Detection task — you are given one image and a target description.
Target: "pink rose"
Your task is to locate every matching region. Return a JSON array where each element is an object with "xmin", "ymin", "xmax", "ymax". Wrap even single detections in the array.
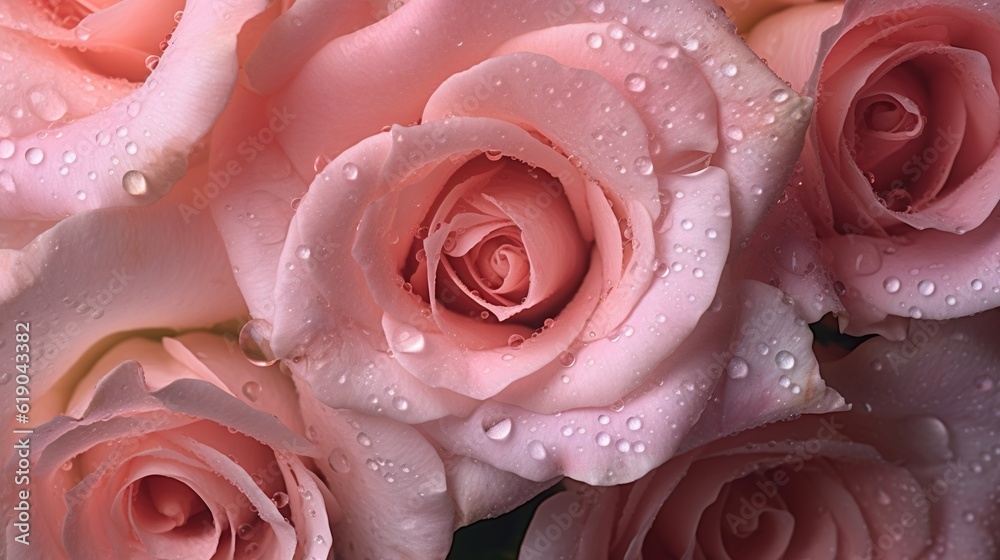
[
  {"xmin": 210, "ymin": 0, "xmax": 845, "ymax": 489},
  {"xmin": 743, "ymin": 0, "xmax": 1000, "ymax": 334},
  {"xmin": 2, "ymin": 333, "xmax": 455, "ymax": 559},
  {"xmin": 0, "ymin": 165, "xmax": 246, "ymax": 450},
  {"xmin": 521, "ymin": 311, "xmax": 1000, "ymax": 559},
  {"xmin": 0, "ymin": 0, "xmax": 271, "ymax": 219}
]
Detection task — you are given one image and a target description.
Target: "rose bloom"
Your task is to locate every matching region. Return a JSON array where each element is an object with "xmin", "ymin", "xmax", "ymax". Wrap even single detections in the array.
[
  {"xmin": 2, "ymin": 333, "xmax": 455, "ymax": 559},
  {"xmin": 207, "ymin": 0, "xmax": 849, "ymax": 488},
  {"xmin": 521, "ymin": 311, "xmax": 1000, "ymax": 559},
  {"xmin": 0, "ymin": 0, "xmax": 274, "ymax": 219},
  {"xmin": 729, "ymin": 0, "xmax": 1000, "ymax": 334}
]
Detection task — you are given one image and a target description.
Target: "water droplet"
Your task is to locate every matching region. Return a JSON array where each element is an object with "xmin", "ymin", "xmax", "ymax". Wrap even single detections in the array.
[
  {"xmin": 633, "ymin": 156, "xmax": 653, "ymax": 175},
  {"xmin": 356, "ymin": 432, "xmax": 372, "ymax": 447},
  {"xmin": 778, "ymin": 375, "xmax": 791, "ymax": 388},
  {"xmin": 127, "ymin": 101, "xmax": 142, "ymax": 117},
  {"xmin": 395, "ymin": 327, "xmax": 425, "ymax": 353},
  {"xmin": 615, "ymin": 439, "xmax": 631, "ymax": 453},
  {"xmin": 125, "ymin": 141, "xmax": 138, "ymax": 155},
  {"xmin": 62, "ymin": 150, "xmax": 77, "ymax": 164},
  {"xmin": 27, "ymin": 86, "xmax": 67, "ymax": 121},
  {"xmin": 25, "ymin": 147, "xmax": 43, "ymax": 165},
  {"xmin": 239, "ymin": 319, "xmax": 277, "ymax": 366},
  {"xmin": 528, "ymin": 440, "xmax": 547, "ymax": 460},
  {"xmin": 145, "ymin": 55, "xmax": 160, "ymax": 71},
  {"xmin": 588, "ymin": 0, "xmax": 605, "ymax": 13},
  {"xmin": 908, "ymin": 306, "xmax": 923, "ymax": 319},
  {"xmin": 883, "ymin": 277, "xmax": 901, "ymax": 293},
  {"xmin": 596, "ymin": 432, "xmax": 611, "ymax": 446},
  {"xmin": 60, "ymin": 460, "xmax": 73, "ymax": 471},
  {"xmin": 917, "ymin": 279, "xmax": 935, "ymax": 296},
  {"xmin": 484, "ymin": 418, "xmax": 512, "ymax": 440},
  {"xmin": 721, "ymin": 63, "xmax": 738, "ymax": 77},
  {"xmin": 626, "ymin": 417, "xmax": 642, "ymax": 431},
  {"xmin": 392, "ymin": 396, "xmax": 409, "ymax": 410},
  {"xmin": 586, "ymin": 33, "xmax": 603, "ymax": 49},
  {"xmin": 558, "ymin": 351, "xmax": 576, "ymax": 367},
  {"xmin": 122, "ymin": 170, "xmax": 150, "ymax": 196},
  {"xmin": 682, "ymin": 38, "xmax": 699, "ymax": 51},
  {"xmin": 241, "ymin": 381, "xmax": 262, "ymax": 402},
  {"xmin": 96, "ymin": 130, "xmax": 111, "ymax": 146},
  {"xmin": 236, "ymin": 523, "xmax": 255, "ymax": 540},
  {"xmin": 775, "ymin": 351, "xmax": 796, "ymax": 370},
  {"xmin": 680, "ymin": 219, "xmax": 693, "ymax": 230},
  {"xmin": 726, "ymin": 356, "xmax": 749, "ymax": 379},
  {"xmin": 725, "ymin": 126, "xmax": 744, "ymax": 141},
  {"xmin": 0, "ymin": 138, "xmax": 14, "ymax": 159},
  {"xmin": 610, "ymin": 399, "xmax": 625, "ymax": 412},
  {"xmin": 342, "ymin": 162, "xmax": 359, "ymax": 180},
  {"xmin": 771, "ymin": 89, "xmax": 790, "ymax": 103},
  {"xmin": 484, "ymin": 149, "xmax": 503, "ymax": 161},
  {"xmin": 971, "ymin": 279, "xmax": 984, "ymax": 291},
  {"xmin": 598, "ymin": 414, "xmax": 610, "ymax": 425},
  {"xmin": 272, "ymin": 491, "xmax": 289, "ymax": 508},
  {"xmin": 945, "ymin": 295, "xmax": 957, "ymax": 306},
  {"xmin": 508, "ymin": 334, "xmax": 525, "ymax": 350},
  {"xmin": 624, "ymin": 73, "xmax": 646, "ymax": 93},
  {"xmin": 328, "ymin": 450, "xmax": 351, "ymax": 473},
  {"xmin": 75, "ymin": 190, "xmax": 86, "ymax": 200},
  {"xmin": 74, "ymin": 25, "xmax": 91, "ymax": 41}
]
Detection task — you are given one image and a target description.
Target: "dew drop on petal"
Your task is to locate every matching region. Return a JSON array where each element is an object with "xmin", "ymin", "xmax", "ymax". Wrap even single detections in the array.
[
  {"xmin": 883, "ymin": 277, "xmax": 901, "ymax": 293},
  {"xmin": 342, "ymin": 162, "xmax": 359, "ymax": 180},
  {"xmin": 624, "ymin": 73, "xmax": 647, "ymax": 93},
  {"xmin": 25, "ymin": 147, "xmax": 43, "ymax": 165},
  {"xmin": 241, "ymin": 381, "xmax": 262, "ymax": 402},
  {"xmin": 328, "ymin": 450, "xmax": 351, "ymax": 473},
  {"xmin": 484, "ymin": 418, "xmax": 512, "ymax": 440},
  {"xmin": 596, "ymin": 432, "xmax": 611, "ymax": 446},
  {"xmin": 122, "ymin": 170, "xmax": 150, "ymax": 196},
  {"xmin": 356, "ymin": 432, "xmax": 372, "ymax": 447},
  {"xmin": 239, "ymin": 319, "xmax": 277, "ymax": 366},
  {"xmin": 528, "ymin": 440, "xmax": 547, "ymax": 460},
  {"xmin": 558, "ymin": 351, "xmax": 576, "ymax": 367},
  {"xmin": 917, "ymin": 279, "xmax": 935, "ymax": 296},
  {"xmin": 726, "ymin": 356, "xmax": 749, "ymax": 379},
  {"xmin": 775, "ymin": 351, "xmax": 796, "ymax": 370},
  {"xmin": 586, "ymin": 33, "xmax": 603, "ymax": 49}
]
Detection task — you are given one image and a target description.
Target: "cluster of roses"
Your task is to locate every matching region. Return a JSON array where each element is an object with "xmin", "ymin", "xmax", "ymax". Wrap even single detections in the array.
[{"xmin": 2, "ymin": 0, "xmax": 998, "ymax": 558}]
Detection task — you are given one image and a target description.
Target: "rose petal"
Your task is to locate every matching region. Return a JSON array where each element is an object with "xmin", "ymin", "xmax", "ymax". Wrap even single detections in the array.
[
  {"xmin": 0, "ymin": 0, "xmax": 270, "ymax": 219},
  {"xmin": 0, "ymin": 195, "xmax": 246, "ymax": 437},
  {"xmin": 572, "ymin": 0, "xmax": 816, "ymax": 247},
  {"xmin": 297, "ymin": 386, "xmax": 455, "ymax": 560},
  {"xmin": 268, "ymin": 0, "xmax": 592, "ymax": 181},
  {"xmin": 821, "ymin": 312, "xmax": 1000, "ymax": 558}
]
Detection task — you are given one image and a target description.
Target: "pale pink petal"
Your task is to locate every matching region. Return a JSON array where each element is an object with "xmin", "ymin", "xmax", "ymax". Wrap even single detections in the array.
[
  {"xmin": 297, "ymin": 386, "xmax": 455, "ymax": 560},
  {"xmin": 268, "ymin": 0, "xmax": 591, "ymax": 181},
  {"xmin": 822, "ymin": 312, "xmax": 1000, "ymax": 558},
  {"xmin": 519, "ymin": 482, "xmax": 621, "ymax": 560},
  {"xmin": 826, "ymin": 223, "xmax": 1000, "ymax": 330},
  {"xmin": 682, "ymin": 281, "xmax": 847, "ymax": 448},
  {"xmin": 244, "ymin": 0, "xmax": 379, "ymax": 95},
  {"xmin": 572, "ymin": 0, "xmax": 816, "ymax": 246},
  {"xmin": 0, "ymin": 194, "xmax": 245, "ymax": 436},
  {"xmin": 0, "ymin": 0, "xmax": 269, "ymax": 219},
  {"xmin": 444, "ymin": 455, "xmax": 560, "ymax": 526},
  {"xmin": 207, "ymin": 87, "xmax": 305, "ymax": 324},
  {"xmin": 744, "ymin": 3, "xmax": 846, "ymax": 92}
]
